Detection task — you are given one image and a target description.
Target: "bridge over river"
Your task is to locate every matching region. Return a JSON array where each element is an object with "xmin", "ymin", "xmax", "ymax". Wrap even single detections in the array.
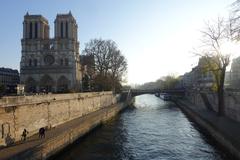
[{"xmin": 121, "ymin": 89, "xmax": 185, "ymax": 98}]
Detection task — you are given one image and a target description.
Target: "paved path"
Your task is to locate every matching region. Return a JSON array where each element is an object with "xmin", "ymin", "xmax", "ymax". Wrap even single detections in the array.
[
  {"xmin": 177, "ymin": 99, "xmax": 240, "ymax": 153},
  {"xmin": 0, "ymin": 104, "xmax": 120, "ymax": 160}
]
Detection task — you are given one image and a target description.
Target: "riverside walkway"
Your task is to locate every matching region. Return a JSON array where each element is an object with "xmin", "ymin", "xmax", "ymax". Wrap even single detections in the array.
[
  {"xmin": 176, "ymin": 99, "xmax": 240, "ymax": 159},
  {"xmin": 0, "ymin": 103, "xmax": 125, "ymax": 160}
]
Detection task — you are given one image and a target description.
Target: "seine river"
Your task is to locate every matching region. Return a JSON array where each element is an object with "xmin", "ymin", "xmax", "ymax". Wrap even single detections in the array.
[{"xmin": 52, "ymin": 94, "xmax": 235, "ymax": 160}]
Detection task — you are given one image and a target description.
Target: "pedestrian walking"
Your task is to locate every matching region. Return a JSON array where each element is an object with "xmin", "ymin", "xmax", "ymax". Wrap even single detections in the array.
[
  {"xmin": 39, "ymin": 127, "xmax": 46, "ymax": 139},
  {"xmin": 21, "ymin": 129, "xmax": 29, "ymax": 141}
]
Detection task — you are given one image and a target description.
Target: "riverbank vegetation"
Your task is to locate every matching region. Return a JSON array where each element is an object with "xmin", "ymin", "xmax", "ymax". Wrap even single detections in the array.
[{"xmin": 136, "ymin": 74, "xmax": 180, "ymax": 90}]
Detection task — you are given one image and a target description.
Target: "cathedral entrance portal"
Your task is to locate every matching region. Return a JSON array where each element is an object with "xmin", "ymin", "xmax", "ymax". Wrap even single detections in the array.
[
  {"xmin": 25, "ymin": 77, "xmax": 37, "ymax": 93},
  {"xmin": 57, "ymin": 76, "xmax": 69, "ymax": 93},
  {"xmin": 40, "ymin": 75, "xmax": 55, "ymax": 93}
]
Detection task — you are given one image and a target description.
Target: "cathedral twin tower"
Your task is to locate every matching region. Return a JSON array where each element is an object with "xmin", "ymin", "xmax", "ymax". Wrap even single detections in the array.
[{"xmin": 20, "ymin": 12, "xmax": 82, "ymax": 93}]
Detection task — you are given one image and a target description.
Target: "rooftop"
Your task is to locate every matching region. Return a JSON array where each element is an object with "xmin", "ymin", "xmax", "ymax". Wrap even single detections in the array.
[{"xmin": 0, "ymin": 67, "xmax": 19, "ymax": 73}]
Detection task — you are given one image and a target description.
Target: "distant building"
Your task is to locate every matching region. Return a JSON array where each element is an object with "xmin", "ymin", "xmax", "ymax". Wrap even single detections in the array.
[
  {"xmin": 0, "ymin": 67, "xmax": 20, "ymax": 93},
  {"xmin": 181, "ymin": 72, "xmax": 193, "ymax": 89},
  {"xmin": 20, "ymin": 12, "xmax": 82, "ymax": 93},
  {"xmin": 229, "ymin": 56, "xmax": 240, "ymax": 88},
  {"xmin": 181, "ymin": 57, "xmax": 215, "ymax": 90},
  {"xmin": 196, "ymin": 57, "xmax": 215, "ymax": 89},
  {"xmin": 224, "ymin": 71, "xmax": 231, "ymax": 88}
]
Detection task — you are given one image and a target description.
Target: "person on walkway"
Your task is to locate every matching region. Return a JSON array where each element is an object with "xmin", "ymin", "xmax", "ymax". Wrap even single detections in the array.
[
  {"xmin": 39, "ymin": 127, "xmax": 46, "ymax": 139},
  {"xmin": 21, "ymin": 129, "xmax": 28, "ymax": 141},
  {"xmin": 5, "ymin": 134, "xmax": 14, "ymax": 145}
]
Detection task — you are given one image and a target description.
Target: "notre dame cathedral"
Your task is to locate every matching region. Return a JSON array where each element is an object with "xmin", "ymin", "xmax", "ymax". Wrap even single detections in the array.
[{"xmin": 20, "ymin": 12, "xmax": 82, "ymax": 93}]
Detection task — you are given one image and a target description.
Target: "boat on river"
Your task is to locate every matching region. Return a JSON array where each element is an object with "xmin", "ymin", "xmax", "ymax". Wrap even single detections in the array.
[
  {"xmin": 155, "ymin": 92, "xmax": 160, "ymax": 97},
  {"xmin": 160, "ymin": 93, "xmax": 171, "ymax": 101}
]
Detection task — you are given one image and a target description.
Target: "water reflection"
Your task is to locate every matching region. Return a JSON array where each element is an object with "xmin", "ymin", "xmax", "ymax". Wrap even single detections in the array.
[{"xmin": 52, "ymin": 94, "xmax": 235, "ymax": 160}]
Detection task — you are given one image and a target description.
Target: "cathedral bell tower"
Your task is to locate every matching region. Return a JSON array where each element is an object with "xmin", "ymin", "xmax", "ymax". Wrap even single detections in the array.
[
  {"xmin": 54, "ymin": 12, "xmax": 81, "ymax": 91},
  {"xmin": 22, "ymin": 12, "xmax": 49, "ymax": 40}
]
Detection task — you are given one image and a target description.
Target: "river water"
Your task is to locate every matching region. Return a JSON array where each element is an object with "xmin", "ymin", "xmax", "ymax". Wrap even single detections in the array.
[{"xmin": 52, "ymin": 94, "xmax": 235, "ymax": 160}]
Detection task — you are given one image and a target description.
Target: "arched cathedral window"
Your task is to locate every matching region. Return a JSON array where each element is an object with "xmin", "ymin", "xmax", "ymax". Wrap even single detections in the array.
[
  {"xmin": 61, "ymin": 22, "xmax": 64, "ymax": 38},
  {"xmin": 29, "ymin": 59, "xmax": 32, "ymax": 66},
  {"xmin": 65, "ymin": 58, "xmax": 69, "ymax": 66},
  {"xmin": 34, "ymin": 59, "xmax": 37, "ymax": 66},
  {"xmin": 29, "ymin": 22, "xmax": 33, "ymax": 39},
  {"xmin": 60, "ymin": 59, "xmax": 63, "ymax": 66},
  {"xmin": 35, "ymin": 22, "xmax": 38, "ymax": 38},
  {"xmin": 66, "ymin": 22, "xmax": 68, "ymax": 38}
]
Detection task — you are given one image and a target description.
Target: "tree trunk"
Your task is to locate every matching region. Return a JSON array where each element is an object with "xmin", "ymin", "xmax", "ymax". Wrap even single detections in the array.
[
  {"xmin": 217, "ymin": 68, "xmax": 226, "ymax": 116},
  {"xmin": 218, "ymin": 88, "xmax": 224, "ymax": 116}
]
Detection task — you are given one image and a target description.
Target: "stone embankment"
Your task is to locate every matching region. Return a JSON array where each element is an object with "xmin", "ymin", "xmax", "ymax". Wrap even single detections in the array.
[
  {"xmin": 175, "ymin": 98, "xmax": 240, "ymax": 160},
  {"xmin": 186, "ymin": 90, "xmax": 240, "ymax": 122},
  {"xmin": 0, "ymin": 92, "xmax": 131, "ymax": 159}
]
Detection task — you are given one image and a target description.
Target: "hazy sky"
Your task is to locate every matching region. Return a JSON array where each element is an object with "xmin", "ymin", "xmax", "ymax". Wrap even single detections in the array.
[{"xmin": 0, "ymin": 0, "xmax": 235, "ymax": 84}]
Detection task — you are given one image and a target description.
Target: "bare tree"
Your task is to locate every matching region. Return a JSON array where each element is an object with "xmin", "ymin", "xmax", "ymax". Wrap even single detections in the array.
[
  {"xmin": 109, "ymin": 50, "xmax": 127, "ymax": 92},
  {"xmin": 230, "ymin": 0, "xmax": 240, "ymax": 40},
  {"xmin": 198, "ymin": 17, "xmax": 230, "ymax": 116},
  {"xmin": 83, "ymin": 39, "xmax": 112, "ymax": 75},
  {"xmin": 83, "ymin": 38, "xmax": 127, "ymax": 92}
]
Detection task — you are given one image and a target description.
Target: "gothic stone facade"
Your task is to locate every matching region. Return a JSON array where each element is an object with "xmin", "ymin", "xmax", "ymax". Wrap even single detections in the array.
[{"xmin": 20, "ymin": 12, "xmax": 82, "ymax": 93}]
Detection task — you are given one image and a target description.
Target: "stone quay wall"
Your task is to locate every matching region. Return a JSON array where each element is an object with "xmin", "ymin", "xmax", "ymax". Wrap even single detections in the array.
[
  {"xmin": 8, "ymin": 102, "xmax": 129, "ymax": 160},
  {"xmin": 0, "ymin": 92, "xmax": 116, "ymax": 146},
  {"xmin": 186, "ymin": 90, "xmax": 240, "ymax": 122}
]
